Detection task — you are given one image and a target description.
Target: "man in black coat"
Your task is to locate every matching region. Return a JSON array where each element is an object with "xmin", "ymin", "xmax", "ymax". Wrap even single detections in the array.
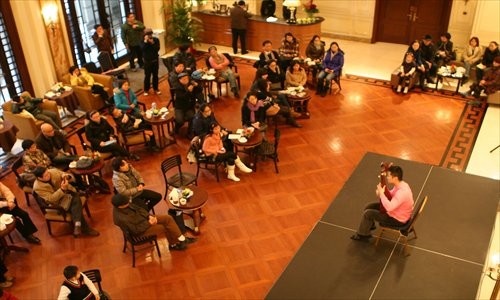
[
  {"xmin": 36, "ymin": 123, "xmax": 78, "ymax": 167},
  {"xmin": 141, "ymin": 28, "xmax": 161, "ymax": 96}
]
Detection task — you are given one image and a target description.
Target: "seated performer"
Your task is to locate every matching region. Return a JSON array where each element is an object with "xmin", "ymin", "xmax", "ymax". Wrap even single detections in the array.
[{"xmin": 351, "ymin": 165, "xmax": 414, "ymax": 241}]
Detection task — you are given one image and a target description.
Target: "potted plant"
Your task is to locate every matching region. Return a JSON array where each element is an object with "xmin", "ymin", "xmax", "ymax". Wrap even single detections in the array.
[{"xmin": 165, "ymin": 0, "xmax": 204, "ymax": 47}]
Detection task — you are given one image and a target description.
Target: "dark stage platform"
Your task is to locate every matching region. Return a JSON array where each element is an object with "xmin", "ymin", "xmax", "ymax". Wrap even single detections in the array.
[{"xmin": 266, "ymin": 152, "xmax": 499, "ymax": 299}]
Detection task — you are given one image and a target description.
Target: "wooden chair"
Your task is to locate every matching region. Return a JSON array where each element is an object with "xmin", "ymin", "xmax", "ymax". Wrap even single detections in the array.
[
  {"xmin": 115, "ymin": 126, "xmax": 148, "ymax": 153},
  {"xmin": 82, "ymin": 269, "xmax": 103, "ymax": 292},
  {"xmin": 374, "ymin": 196, "xmax": 429, "ymax": 256},
  {"xmin": 120, "ymin": 228, "xmax": 161, "ymax": 267},
  {"xmin": 329, "ymin": 68, "xmax": 342, "ymax": 94},
  {"xmin": 11, "ymin": 156, "xmax": 33, "ymax": 206},
  {"xmin": 32, "ymin": 191, "xmax": 91, "ymax": 236},
  {"xmin": 254, "ymin": 128, "xmax": 280, "ymax": 173},
  {"xmin": 205, "ymin": 53, "xmax": 241, "ymax": 97},
  {"xmin": 190, "ymin": 136, "xmax": 225, "ymax": 182},
  {"xmin": 161, "ymin": 154, "xmax": 198, "ymax": 200}
]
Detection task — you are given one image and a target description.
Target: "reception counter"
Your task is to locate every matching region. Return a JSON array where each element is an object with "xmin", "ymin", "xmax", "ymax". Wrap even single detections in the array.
[{"xmin": 193, "ymin": 11, "xmax": 324, "ymax": 57}]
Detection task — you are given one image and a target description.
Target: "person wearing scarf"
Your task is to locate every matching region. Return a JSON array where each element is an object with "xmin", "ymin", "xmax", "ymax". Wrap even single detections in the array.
[{"xmin": 241, "ymin": 91, "xmax": 266, "ymax": 130}]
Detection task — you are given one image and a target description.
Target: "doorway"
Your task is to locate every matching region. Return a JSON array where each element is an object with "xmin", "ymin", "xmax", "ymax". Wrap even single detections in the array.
[{"xmin": 372, "ymin": 0, "xmax": 453, "ymax": 45}]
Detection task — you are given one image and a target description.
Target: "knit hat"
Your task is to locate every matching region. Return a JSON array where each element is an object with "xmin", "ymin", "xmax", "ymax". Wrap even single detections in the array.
[
  {"xmin": 112, "ymin": 194, "xmax": 129, "ymax": 207},
  {"xmin": 144, "ymin": 28, "xmax": 153, "ymax": 34},
  {"xmin": 177, "ymin": 72, "xmax": 189, "ymax": 79},
  {"xmin": 424, "ymin": 34, "xmax": 432, "ymax": 41}
]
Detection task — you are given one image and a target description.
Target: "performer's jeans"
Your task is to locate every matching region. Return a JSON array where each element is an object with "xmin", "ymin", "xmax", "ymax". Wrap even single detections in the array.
[{"xmin": 357, "ymin": 202, "xmax": 406, "ymax": 236}]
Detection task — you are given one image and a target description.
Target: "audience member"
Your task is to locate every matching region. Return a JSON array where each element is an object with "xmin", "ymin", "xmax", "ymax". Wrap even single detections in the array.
[
  {"xmin": 36, "ymin": 123, "xmax": 78, "ymax": 168},
  {"xmin": 202, "ymin": 123, "xmax": 252, "ymax": 182},
  {"xmin": 11, "ymin": 92, "xmax": 61, "ymax": 131},
  {"xmin": 255, "ymin": 40, "xmax": 280, "ymax": 69},
  {"xmin": 92, "ymin": 24, "xmax": 116, "ymax": 67},
  {"xmin": 85, "ymin": 110, "xmax": 139, "ymax": 161},
  {"xmin": 285, "ymin": 60, "xmax": 307, "ymax": 88},
  {"xmin": 114, "ymin": 80, "xmax": 142, "ymax": 118},
  {"xmin": 464, "ymin": 56, "xmax": 500, "ymax": 98},
  {"xmin": 208, "ymin": 46, "xmax": 239, "ymax": 97},
  {"xmin": 121, "ymin": 13, "xmax": 145, "ymax": 71},
  {"xmin": 0, "ymin": 182, "xmax": 40, "ymax": 244},
  {"xmin": 462, "ymin": 37, "xmax": 482, "ymax": 83},
  {"xmin": 141, "ymin": 28, "xmax": 161, "ymax": 96},
  {"xmin": 396, "ymin": 52, "xmax": 416, "ymax": 94},
  {"xmin": 250, "ymin": 67, "xmax": 269, "ymax": 91},
  {"xmin": 111, "ymin": 157, "xmax": 161, "ymax": 212},
  {"xmin": 305, "ymin": 35, "xmax": 325, "ymax": 79},
  {"xmin": 57, "ymin": 265, "xmax": 100, "ymax": 300},
  {"xmin": 69, "ymin": 66, "xmax": 111, "ymax": 106},
  {"xmin": 110, "ymin": 106, "xmax": 160, "ymax": 152},
  {"xmin": 173, "ymin": 45, "xmax": 197, "ymax": 74},
  {"xmin": 168, "ymin": 61, "xmax": 186, "ymax": 91},
  {"xmin": 32, "ymin": 166, "xmax": 99, "ymax": 237},
  {"xmin": 351, "ymin": 165, "xmax": 414, "ymax": 241},
  {"xmin": 174, "ymin": 73, "xmax": 198, "ymax": 135},
  {"xmin": 419, "ymin": 34, "xmax": 436, "ymax": 83},
  {"xmin": 279, "ymin": 32, "xmax": 300, "ymax": 71},
  {"xmin": 22, "ymin": 139, "xmax": 51, "ymax": 175},
  {"xmin": 241, "ymin": 91, "xmax": 267, "ymax": 131},
  {"xmin": 317, "ymin": 42, "xmax": 343, "ymax": 97},
  {"xmin": 435, "ymin": 32, "xmax": 455, "ymax": 69},
  {"xmin": 254, "ymin": 78, "xmax": 302, "ymax": 127},
  {"xmin": 266, "ymin": 59, "xmax": 285, "ymax": 90},
  {"xmin": 476, "ymin": 41, "xmax": 499, "ymax": 83},
  {"xmin": 112, "ymin": 193, "xmax": 195, "ymax": 251},
  {"xmin": 406, "ymin": 40, "xmax": 427, "ymax": 91},
  {"xmin": 230, "ymin": 0, "xmax": 251, "ymax": 55}
]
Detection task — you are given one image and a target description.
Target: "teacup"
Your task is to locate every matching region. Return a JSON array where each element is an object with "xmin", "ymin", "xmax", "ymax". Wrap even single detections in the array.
[
  {"xmin": 145, "ymin": 111, "xmax": 152, "ymax": 119},
  {"xmin": 179, "ymin": 198, "xmax": 187, "ymax": 205}
]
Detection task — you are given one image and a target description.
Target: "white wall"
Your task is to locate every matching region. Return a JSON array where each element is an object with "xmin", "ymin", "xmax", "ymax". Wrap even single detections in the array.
[
  {"xmin": 448, "ymin": 0, "xmax": 479, "ymax": 48},
  {"xmin": 141, "ymin": 0, "xmax": 167, "ymax": 55},
  {"xmin": 471, "ymin": 0, "xmax": 500, "ymax": 45}
]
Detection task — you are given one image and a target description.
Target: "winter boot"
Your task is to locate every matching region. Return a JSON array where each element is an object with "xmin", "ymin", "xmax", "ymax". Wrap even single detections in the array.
[
  {"xmin": 316, "ymin": 80, "xmax": 324, "ymax": 95},
  {"xmin": 235, "ymin": 157, "xmax": 252, "ymax": 173},
  {"xmin": 227, "ymin": 165, "xmax": 241, "ymax": 181}
]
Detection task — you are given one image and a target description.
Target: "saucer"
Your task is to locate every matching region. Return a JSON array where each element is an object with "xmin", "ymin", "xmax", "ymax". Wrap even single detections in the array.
[
  {"xmin": 238, "ymin": 137, "xmax": 247, "ymax": 143},
  {"xmin": 0, "ymin": 214, "xmax": 13, "ymax": 225}
]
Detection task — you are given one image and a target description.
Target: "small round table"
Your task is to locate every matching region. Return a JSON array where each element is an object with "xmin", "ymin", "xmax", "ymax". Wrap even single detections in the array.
[
  {"xmin": 287, "ymin": 91, "xmax": 311, "ymax": 119},
  {"xmin": 69, "ymin": 160, "xmax": 106, "ymax": 194},
  {"xmin": 46, "ymin": 89, "xmax": 79, "ymax": 117},
  {"xmin": 232, "ymin": 130, "xmax": 263, "ymax": 170},
  {"xmin": 169, "ymin": 186, "xmax": 208, "ymax": 235},
  {"xmin": 144, "ymin": 112, "xmax": 176, "ymax": 149}
]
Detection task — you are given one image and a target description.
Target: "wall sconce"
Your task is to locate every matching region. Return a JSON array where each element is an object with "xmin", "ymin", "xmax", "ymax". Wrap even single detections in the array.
[
  {"xmin": 283, "ymin": 0, "xmax": 300, "ymax": 24},
  {"xmin": 487, "ymin": 253, "xmax": 500, "ymax": 300},
  {"xmin": 42, "ymin": 2, "xmax": 58, "ymax": 34}
]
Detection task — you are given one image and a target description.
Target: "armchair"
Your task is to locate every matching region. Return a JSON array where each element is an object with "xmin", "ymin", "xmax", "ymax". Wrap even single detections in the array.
[
  {"xmin": 2, "ymin": 99, "xmax": 61, "ymax": 140},
  {"xmin": 62, "ymin": 72, "xmax": 113, "ymax": 111}
]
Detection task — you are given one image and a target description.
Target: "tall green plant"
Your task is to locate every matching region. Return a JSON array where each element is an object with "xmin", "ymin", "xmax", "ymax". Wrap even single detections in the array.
[{"xmin": 165, "ymin": 0, "xmax": 203, "ymax": 46}]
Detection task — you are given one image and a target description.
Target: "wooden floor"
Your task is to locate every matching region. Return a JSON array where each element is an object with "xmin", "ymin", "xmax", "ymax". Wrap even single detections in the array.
[{"xmin": 1, "ymin": 59, "xmax": 470, "ymax": 299}]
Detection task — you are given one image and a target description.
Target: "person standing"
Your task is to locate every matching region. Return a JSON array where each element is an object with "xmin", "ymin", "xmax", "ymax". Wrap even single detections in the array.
[
  {"xmin": 230, "ymin": 1, "xmax": 251, "ymax": 55},
  {"xmin": 350, "ymin": 165, "xmax": 414, "ymax": 241},
  {"xmin": 121, "ymin": 13, "xmax": 145, "ymax": 71},
  {"xmin": 92, "ymin": 24, "xmax": 116, "ymax": 68},
  {"xmin": 141, "ymin": 28, "xmax": 161, "ymax": 96}
]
